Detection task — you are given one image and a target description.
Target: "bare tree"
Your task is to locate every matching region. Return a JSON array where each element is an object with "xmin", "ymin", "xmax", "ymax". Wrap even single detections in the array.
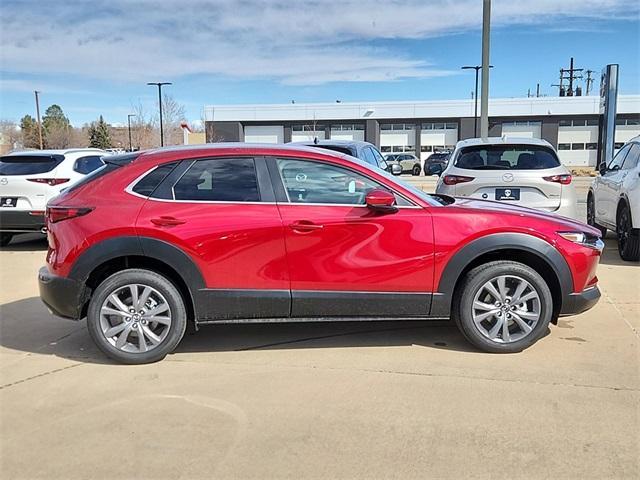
[
  {"xmin": 44, "ymin": 122, "xmax": 72, "ymax": 149},
  {"xmin": 159, "ymin": 94, "xmax": 186, "ymax": 146},
  {"xmin": 130, "ymin": 100, "xmax": 157, "ymax": 150},
  {"xmin": 0, "ymin": 120, "xmax": 21, "ymax": 153}
]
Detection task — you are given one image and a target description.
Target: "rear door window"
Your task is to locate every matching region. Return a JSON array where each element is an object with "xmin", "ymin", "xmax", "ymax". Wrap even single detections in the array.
[
  {"xmin": 0, "ymin": 154, "xmax": 65, "ymax": 175},
  {"xmin": 454, "ymin": 145, "xmax": 561, "ymax": 170},
  {"xmin": 173, "ymin": 158, "xmax": 260, "ymax": 202}
]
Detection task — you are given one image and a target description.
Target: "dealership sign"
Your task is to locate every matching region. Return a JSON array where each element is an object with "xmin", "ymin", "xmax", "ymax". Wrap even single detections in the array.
[{"xmin": 598, "ymin": 64, "xmax": 619, "ymax": 169}]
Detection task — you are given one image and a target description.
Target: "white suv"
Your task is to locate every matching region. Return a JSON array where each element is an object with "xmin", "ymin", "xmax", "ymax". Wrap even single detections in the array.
[
  {"xmin": 588, "ymin": 136, "xmax": 640, "ymax": 261},
  {"xmin": 435, "ymin": 137, "xmax": 578, "ymax": 219},
  {"xmin": 0, "ymin": 148, "xmax": 106, "ymax": 246}
]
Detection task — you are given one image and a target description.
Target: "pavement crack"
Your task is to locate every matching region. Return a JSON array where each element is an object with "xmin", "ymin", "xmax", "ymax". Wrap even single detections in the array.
[
  {"xmin": 0, "ymin": 363, "xmax": 81, "ymax": 390},
  {"xmin": 602, "ymin": 290, "xmax": 639, "ymax": 339}
]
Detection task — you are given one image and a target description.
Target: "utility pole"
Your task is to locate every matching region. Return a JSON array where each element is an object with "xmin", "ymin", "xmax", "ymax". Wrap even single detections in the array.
[
  {"xmin": 462, "ymin": 65, "xmax": 493, "ymax": 137},
  {"xmin": 147, "ymin": 82, "xmax": 172, "ymax": 146},
  {"xmin": 34, "ymin": 90, "xmax": 44, "ymax": 149},
  {"xmin": 536, "ymin": 83, "xmax": 540, "ymax": 97},
  {"xmin": 585, "ymin": 70, "xmax": 595, "ymax": 95},
  {"xmin": 480, "ymin": 0, "xmax": 491, "ymax": 138},
  {"xmin": 127, "ymin": 114, "xmax": 136, "ymax": 151},
  {"xmin": 554, "ymin": 57, "xmax": 583, "ymax": 96}
]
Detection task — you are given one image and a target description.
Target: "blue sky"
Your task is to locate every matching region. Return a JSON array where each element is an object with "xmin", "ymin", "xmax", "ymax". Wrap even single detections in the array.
[{"xmin": 0, "ymin": 0, "xmax": 638, "ymax": 127}]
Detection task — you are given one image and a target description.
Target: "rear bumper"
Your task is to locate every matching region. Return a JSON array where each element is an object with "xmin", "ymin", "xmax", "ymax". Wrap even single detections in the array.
[
  {"xmin": 38, "ymin": 267, "xmax": 88, "ymax": 320},
  {"xmin": 0, "ymin": 210, "xmax": 46, "ymax": 233},
  {"xmin": 560, "ymin": 285, "xmax": 601, "ymax": 316}
]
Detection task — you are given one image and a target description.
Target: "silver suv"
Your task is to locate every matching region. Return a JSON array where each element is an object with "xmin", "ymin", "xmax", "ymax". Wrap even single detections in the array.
[{"xmin": 435, "ymin": 137, "xmax": 578, "ymax": 219}]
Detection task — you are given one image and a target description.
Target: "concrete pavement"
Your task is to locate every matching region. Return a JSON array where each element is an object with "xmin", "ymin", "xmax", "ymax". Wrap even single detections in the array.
[{"xmin": 1, "ymin": 231, "xmax": 638, "ymax": 479}]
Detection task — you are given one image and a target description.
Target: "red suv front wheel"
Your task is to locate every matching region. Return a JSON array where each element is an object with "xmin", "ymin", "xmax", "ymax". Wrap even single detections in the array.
[{"xmin": 452, "ymin": 261, "xmax": 553, "ymax": 353}]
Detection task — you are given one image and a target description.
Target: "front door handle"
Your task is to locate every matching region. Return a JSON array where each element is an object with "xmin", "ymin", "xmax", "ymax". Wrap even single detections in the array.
[
  {"xmin": 151, "ymin": 216, "xmax": 186, "ymax": 227},
  {"xmin": 289, "ymin": 221, "xmax": 324, "ymax": 232}
]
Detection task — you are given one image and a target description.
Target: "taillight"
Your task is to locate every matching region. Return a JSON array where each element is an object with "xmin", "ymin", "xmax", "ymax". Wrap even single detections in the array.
[
  {"xmin": 27, "ymin": 178, "xmax": 70, "ymax": 186},
  {"xmin": 543, "ymin": 174, "xmax": 572, "ymax": 185},
  {"xmin": 442, "ymin": 175, "xmax": 474, "ymax": 186},
  {"xmin": 47, "ymin": 206, "xmax": 94, "ymax": 223}
]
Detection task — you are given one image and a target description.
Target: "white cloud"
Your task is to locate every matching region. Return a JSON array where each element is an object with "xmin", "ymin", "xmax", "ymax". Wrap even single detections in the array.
[{"xmin": 0, "ymin": 0, "xmax": 637, "ymax": 86}]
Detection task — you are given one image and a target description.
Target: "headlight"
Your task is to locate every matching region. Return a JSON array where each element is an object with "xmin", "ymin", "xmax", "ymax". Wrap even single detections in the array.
[{"xmin": 557, "ymin": 231, "xmax": 604, "ymax": 251}]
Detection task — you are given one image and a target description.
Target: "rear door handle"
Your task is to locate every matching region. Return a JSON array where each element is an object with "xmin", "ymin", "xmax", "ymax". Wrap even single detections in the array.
[
  {"xmin": 151, "ymin": 216, "xmax": 186, "ymax": 227},
  {"xmin": 289, "ymin": 221, "xmax": 324, "ymax": 232}
]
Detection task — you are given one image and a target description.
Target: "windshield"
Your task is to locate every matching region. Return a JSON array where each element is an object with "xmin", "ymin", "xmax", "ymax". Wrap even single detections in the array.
[
  {"xmin": 454, "ymin": 144, "xmax": 560, "ymax": 170},
  {"xmin": 0, "ymin": 154, "xmax": 65, "ymax": 175}
]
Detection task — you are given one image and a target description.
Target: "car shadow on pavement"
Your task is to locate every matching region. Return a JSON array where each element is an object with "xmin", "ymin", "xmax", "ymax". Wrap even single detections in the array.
[
  {"xmin": 0, "ymin": 297, "xmax": 481, "ymax": 364},
  {"xmin": 598, "ymin": 236, "xmax": 636, "ymax": 266},
  {"xmin": 1, "ymin": 233, "xmax": 48, "ymax": 252}
]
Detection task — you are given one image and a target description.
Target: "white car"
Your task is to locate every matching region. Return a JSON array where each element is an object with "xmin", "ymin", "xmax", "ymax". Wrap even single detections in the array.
[
  {"xmin": 385, "ymin": 153, "xmax": 422, "ymax": 175},
  {"xmin": 435, "ymin": 137, "xmax": 578, "ymax": 219},
  {"xmin": 588, "ymin": 136, "xmax": 640, "ymax": 261},
  {"xmin": 0, "ymin": 148, "xmax": 106, "ymax": 246}
]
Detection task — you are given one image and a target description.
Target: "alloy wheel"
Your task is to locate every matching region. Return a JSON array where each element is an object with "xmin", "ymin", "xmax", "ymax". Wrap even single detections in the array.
[
  {"xmin": 618, "ymin": 209, "xmax": 630, "ymax": 252},
  {"xmin": 99, "ymin": 284, "xmax": 172, "ymax": 353},
  {"xmin": 587, "ymin": 197, "xmax": 595, "ymax": 226},
  {"xmin": 471, "ymin": 275, "xmax": 541, "ymax": 344}
]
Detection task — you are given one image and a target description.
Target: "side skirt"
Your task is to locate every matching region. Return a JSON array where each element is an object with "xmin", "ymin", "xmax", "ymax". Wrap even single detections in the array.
[{"xmin": 197, "ymin": 316, "xmax": 449, "ymax": 325}]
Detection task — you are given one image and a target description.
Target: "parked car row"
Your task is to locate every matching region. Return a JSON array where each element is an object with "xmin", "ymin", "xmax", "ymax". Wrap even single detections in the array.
[{"xmin": 2, "ymin": 136, "xmax": 636, "ymax": 364}]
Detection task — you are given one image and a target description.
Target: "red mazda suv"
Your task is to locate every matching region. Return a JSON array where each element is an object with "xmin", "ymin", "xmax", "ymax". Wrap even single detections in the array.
[{"xmin": 39, "ymin": 144, "xmax": 603, "ymax": 364}]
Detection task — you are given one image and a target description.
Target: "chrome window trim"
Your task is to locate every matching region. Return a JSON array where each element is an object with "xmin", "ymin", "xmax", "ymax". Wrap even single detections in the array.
[
  {"xmin": 125, "ymin": 158, "xmax": 423, "ymax": 209},
  {"xmin": 273, "ymin": 156, "xmax": 419, "ymax": 208}
]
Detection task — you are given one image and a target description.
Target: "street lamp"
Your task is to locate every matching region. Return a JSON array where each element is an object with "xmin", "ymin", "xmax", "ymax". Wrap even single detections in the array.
[
  {"xmin": 127, "ymin": 114, "xmax": 136, "ymax": 151},
  {"xmin": 461, "ymin": 65, "xmax": 493, "ymax": 137},
  {"xmin": 147, "ymin": 82, "xmax": 172, "ymax": 146}
]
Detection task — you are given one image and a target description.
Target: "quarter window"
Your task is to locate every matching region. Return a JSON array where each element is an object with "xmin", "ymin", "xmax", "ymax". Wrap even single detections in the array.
[
  {"xmin": 132, "ymin": 162, "xmax": 178, "ymax": 197},
  {"xmin": 621, "ymin": 144, "xmax": 640, "ymax": 170},
  {"xmin": 173, "ymin": 158, "xmax": 260, "ymax": 202},
  {"xmin": 608, "ymin": 145, "xmax": 631, "ymax": 170},
  {"xmin": 276, "ymin": 158, "xmax": 388, "ymax": 205}
]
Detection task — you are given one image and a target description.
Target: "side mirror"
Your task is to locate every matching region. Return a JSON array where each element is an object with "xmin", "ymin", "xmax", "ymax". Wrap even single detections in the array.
[
  {"xmin": 598, "ymin": 163, "xmax": 607, "ymax": 175},
  {"xmin": 427, "ymin": 163, "xmax": 443, "ymax": 176},
  {"xmin": 391, "ymin": 163, "xmax": 402, "ymax": 176},
  {"xmin": 365, "ymin": 188, "xmax": 398, "ymax": 213}
]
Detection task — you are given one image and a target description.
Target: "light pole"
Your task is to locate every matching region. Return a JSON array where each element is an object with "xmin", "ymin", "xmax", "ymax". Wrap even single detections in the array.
[
  {"xmin": 147, "ymin": 82, "xmax": 172, "ymax": 146},
  {"xmin": 127, "ymin": 114, "xmax": 136, "ymax": 151},
  {"xmin": 34, "ymin": 90, "xmax": 44, "ymax": 149},
  {"xmin": 480, "ymin": 0, "xmax": 492, "ymax": 138},
  {"xmin": 462, "ymin": 65, "xmax": 493, "ymax": 137}
]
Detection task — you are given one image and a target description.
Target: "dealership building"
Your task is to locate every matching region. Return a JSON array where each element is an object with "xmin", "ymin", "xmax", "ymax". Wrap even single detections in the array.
[{"xmin": 204, "ymin": 95, "xmax": 640, "ymax": 167}]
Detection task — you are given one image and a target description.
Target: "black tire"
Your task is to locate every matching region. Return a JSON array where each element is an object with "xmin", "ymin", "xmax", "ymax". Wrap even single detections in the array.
[
  {"xmin": 617, "ymin": 204, "xmax": 640, "ymax": 262},
  {"xmin": 0, "ymin": 233, "xmax": 13, "ymax": 247},
  {"xmin": 412, "ymin": 164, "xmax": 421, "ymax": 176},
  {"xmin": 452, "ymin": 260, "xmax": 553, "ymax": 353},
  {"xmin": 587, "ymin": 194, "xmax": 607, "ymax": 238},
  {"xmin": 86, "ymin": 268, "xmax": 187, "ymax": 364}
]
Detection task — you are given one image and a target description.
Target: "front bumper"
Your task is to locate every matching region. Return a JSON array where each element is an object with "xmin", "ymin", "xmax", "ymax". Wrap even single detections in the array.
[
  {"xmin": 560, "ymin": 285, "xmax": 601, "ymax": 316},
  {"xmin": 38, "ymin": 267, "xmax": 88, "ymax": 320},
  {"xmin": 0, "ymin": 210, "xmax": 46, "ymax": 233}
]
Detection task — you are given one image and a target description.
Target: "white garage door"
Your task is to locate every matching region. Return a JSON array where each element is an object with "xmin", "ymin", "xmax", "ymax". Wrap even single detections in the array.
[
  {"xmin": 244, "ymin": 126, "xmax": 284, "ymax": 144},
  {"xmin": 502, "ymin": 121, "xmax": 541, "ymax": 139}
]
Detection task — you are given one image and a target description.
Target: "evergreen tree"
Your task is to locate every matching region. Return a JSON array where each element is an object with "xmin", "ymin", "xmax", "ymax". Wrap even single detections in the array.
[
  {"xmin": 42, "ymin": 104, "xmax": 71, "ymax": 148},
  {"xmin": 88, "ymin": 116, "xmax": 112, "ymax": 149},
  {"xmin": 19, "ymin": 114, "xmax": 41, "ymax": 149}
]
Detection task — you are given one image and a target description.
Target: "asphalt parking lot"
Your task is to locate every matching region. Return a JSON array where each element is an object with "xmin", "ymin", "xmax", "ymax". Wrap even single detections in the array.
[{"xmin": 1, "ymin": 185, "xmax": 638, "ymax": 479}]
